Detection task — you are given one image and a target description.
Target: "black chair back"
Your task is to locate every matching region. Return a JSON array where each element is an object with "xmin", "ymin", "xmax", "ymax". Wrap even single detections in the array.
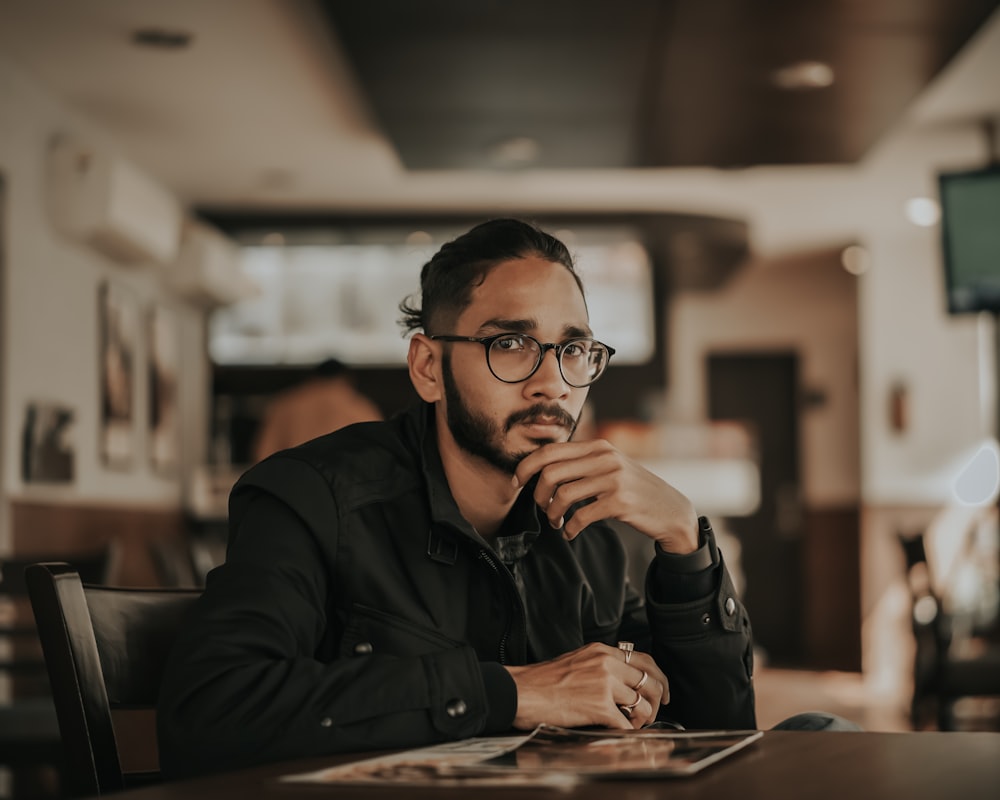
[
  {"xmin": 898, "ymin": 531, "xmax": 1000, "ymax": 730},
  {"xmin": 26, "ymin": 562, "xmax": 200, "ymax": 796},
  {"xmin": 0, "ymin": 546, "xmax": 117, "ymax": 596},
  {"xmin": 0, "ymin": 545, "xmax": 120, "ymax": 796}
]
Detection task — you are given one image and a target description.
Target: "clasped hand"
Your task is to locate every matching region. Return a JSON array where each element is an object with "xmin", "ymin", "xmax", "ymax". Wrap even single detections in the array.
[
  {"xmin": 513, "ymin": 439, "xmax": 698, "ymax": 554},
  {"xmin": 506, "ymin": 642, "xmax": 669, "ymax": 730}
]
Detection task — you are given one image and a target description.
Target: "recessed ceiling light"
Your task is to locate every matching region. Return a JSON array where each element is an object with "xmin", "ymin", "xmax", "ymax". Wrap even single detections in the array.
[
  {"xmin": 131, "ymin": 28, "xmax": 194, "ymax": 50},
  {"xmin": 771, "ymin": 61, "xmax": 835, "ymax": 91}
]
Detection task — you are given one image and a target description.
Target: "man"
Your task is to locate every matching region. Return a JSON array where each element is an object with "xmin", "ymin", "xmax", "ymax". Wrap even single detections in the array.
[
  {"xmin": 158, "ymin": 219, "xmax": 755, "ymax": 779},
  {"xmin": 251, "ymin": 358, "xmax": 382, "ymax": 463}
]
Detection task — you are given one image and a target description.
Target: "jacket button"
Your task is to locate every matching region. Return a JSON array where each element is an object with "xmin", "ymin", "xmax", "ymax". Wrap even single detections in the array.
[
  {"xmin": 701, "ymin": 613, "xmax": 711, "ymax": 625},
  {"xmin": 354, "ymin": 642, "xmax": 373, "ymax": 654},
  {"xmin": 445, "ymin": 698, "xmax": 468, "ymax": 718},
  {"xmin": 725, "ymin": 597, "xmax": 736, "ymax": 616},
  {"xmin": 319, "ymin": 717, "xmax": 333, "ymax": 728}
]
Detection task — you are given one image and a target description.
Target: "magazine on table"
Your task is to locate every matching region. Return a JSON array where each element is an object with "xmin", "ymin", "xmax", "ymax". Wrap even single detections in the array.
[{"xmin": 281, "ymin": 725, "xmax": 763, "ymax": 788}]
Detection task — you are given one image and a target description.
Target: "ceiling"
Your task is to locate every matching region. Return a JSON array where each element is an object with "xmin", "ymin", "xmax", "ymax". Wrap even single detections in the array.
[
  {"xmin": 0, "ymin": 0, "xmax": 997, "ymax": 218},
  {"xmin": 321, "ymin": 0, "xmax": 999, "ymax": 170}
]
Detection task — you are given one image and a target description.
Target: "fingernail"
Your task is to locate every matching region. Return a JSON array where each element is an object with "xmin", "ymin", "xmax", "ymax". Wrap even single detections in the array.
[
  {"xmin": 556, "ymin": 516, "xmax": 564, "ymax": 529},
  {"xmin": 511, "ymin": 475, "xmax": 520, "ymax": 488}
]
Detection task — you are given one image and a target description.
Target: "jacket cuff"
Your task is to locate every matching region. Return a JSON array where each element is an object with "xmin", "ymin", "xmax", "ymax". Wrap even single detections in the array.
[
  {"xmin": 650, "ymin": 516, "xmax": 720, "ymax": 602},
  {"xmin": 479, "ymin": 662, "xmax": 517, "ymax": 732},
  {"xmin": 646, "ymin": 556, "xmax": 746, "ymax": 636}
]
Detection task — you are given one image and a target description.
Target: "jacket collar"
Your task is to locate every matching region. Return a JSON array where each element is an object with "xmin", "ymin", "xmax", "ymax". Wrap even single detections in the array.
[{"xmin": 412, "ymin": 402, "xmax": 543, "ymax": 560}]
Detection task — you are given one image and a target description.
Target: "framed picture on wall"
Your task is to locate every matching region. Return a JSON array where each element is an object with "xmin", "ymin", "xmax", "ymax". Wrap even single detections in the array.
[
  {"xmin": 148, "ymin": 304, "xmax": 180, "ymax": 474},
  {"xmin": 21, "ymin": 401, "xmax": 76, "ymax": 483},
  {"xmin": 99, "ymin": 280, "xmax": 138, "ymax": 469}
]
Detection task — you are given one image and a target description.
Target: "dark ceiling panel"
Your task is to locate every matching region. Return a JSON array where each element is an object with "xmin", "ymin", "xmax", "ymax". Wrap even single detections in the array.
[
  {"xmin": 322, "ymin": 0, "xmax": 662, "ymax": 169},
  {"xmin": 642, "ymin": 0, "xmax": 1000, "ymax": 166},
  {"xmin": 321, "ymin": 0, "xmax": 999, "ymax": 169}
]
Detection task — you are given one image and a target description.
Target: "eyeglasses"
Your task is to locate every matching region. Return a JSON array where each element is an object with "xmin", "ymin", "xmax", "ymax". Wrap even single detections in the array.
[{"xmin": 430, "ymin": 332, "xmax": 615, "ymax": 388}]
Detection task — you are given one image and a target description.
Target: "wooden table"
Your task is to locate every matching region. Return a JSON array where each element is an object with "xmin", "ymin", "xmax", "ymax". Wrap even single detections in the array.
[{"xmin": 92, "ymin": 731, "xmax": 1000, "ymax": 800}]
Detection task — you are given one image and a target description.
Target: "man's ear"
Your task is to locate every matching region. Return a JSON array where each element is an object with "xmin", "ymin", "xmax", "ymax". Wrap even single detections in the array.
[{"xmin": 408, "ymin": 333, "xmax": 442, "ymax": 402}]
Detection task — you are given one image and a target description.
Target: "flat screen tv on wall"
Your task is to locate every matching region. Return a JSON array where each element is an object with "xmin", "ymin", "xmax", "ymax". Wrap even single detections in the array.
[{"xmin": 940, "ymin": 165, "xmax": 1000, "ymax": 314}]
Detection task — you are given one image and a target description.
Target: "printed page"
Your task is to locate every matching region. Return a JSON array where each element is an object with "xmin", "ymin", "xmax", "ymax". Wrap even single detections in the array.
[
  {"xmin": 281, "ymin": 727, "xmax": 763, "ymax": 786},
  {"xmin": 445, "ymin": 726, "xmax": 764, "ymax": 778}
]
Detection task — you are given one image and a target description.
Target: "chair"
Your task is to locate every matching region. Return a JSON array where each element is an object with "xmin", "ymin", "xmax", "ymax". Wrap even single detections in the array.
[
  {"xmin": 898, "ymin": 532, "xmax": 1000, "ymax": 730},
  {"xmin": 1, "ymin": 547, "xmax": 119, "ymax": 796},
  {"xmin": 26, "ymin": 562, "xmax": 200, "ymax": 796},
  {"xmin": 1, "ymin": 546, "xmax": 119, "ymax": 691}
]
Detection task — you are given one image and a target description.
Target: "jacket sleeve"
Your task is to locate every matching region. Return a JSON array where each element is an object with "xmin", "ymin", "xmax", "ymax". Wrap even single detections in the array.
[
  {"xmin": 622, "ymin": 525, "xmax": 756, "ymax": 731},
  {"xmin": 157, "ymin": 457, "xmax": 512, "ymax": 779}
]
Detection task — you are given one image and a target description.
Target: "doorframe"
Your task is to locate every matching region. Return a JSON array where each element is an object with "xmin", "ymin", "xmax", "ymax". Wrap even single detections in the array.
[
  {"xmin": 707, "ymin": 349, "xmax": 805, "ymax": 666},
  {"xmin": 0, "ymin": 175, "xmax": 8, "ymax": 551}
]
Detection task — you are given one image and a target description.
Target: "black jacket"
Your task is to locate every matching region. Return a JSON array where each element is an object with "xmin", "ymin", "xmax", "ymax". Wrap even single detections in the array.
[{"xmin": 158, "ymin": 403, "xmax": 755, "ymax": 778}]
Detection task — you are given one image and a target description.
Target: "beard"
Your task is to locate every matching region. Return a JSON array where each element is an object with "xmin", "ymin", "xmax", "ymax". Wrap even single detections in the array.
[{"xmin": 441, "ymin": 352, "xmax": 579, "ymax": 475}]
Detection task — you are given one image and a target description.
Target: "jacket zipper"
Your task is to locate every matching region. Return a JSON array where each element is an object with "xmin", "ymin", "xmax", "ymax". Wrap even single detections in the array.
[{"xmin": 477, "ymin": 549, "xmax": 526, "ymax": 665}]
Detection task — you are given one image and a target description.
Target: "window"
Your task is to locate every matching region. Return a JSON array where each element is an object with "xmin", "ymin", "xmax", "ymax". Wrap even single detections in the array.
[{"xmin": 209, "ymin": 225, "xmax": 655, "ymax": 367}]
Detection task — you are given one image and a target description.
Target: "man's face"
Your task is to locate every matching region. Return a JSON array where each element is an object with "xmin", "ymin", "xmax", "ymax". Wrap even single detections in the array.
[{"xmin": 436, "ymin": 256, "xmax": 592, "ymax": 475}]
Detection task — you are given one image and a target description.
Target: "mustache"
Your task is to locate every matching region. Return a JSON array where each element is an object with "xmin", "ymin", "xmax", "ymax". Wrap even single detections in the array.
[{"xmin": 505, "ymin": 404, "xmax": 577, "ymax": 432}]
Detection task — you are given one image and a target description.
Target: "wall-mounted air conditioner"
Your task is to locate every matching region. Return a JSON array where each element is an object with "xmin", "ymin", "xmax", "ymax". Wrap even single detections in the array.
[
  {"xmin": 46, "ymin": 135, "xmax": 182, "ymax": 266},
  {"xmin": 166, "ymin": 220, "xmax": 259, "ymax": 307}
]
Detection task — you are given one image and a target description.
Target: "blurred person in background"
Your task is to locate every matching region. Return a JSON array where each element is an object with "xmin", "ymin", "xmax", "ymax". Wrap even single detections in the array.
[{"xmin": 252, "ymin": 357, "xmax": 383, "ymax": 462}]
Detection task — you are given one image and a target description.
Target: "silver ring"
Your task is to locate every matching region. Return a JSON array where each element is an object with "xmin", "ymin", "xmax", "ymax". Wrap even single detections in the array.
[
  {"xmin": 617, "ymin": 641, "xmax": 634, "ymax": 665},
  {"xmin": 633, "ymin": 670, "xmax": 649, "ymax": 691},
  {"xmin": 619, "ymin": 690, "xmax": 642, "ymax": 717}
]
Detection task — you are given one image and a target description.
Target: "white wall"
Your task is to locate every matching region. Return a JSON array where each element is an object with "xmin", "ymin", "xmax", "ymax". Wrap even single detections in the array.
[
  {"xmin": 662, "ymin": 124, "xmax": 991, "ymax": 510},
  {"xmin": 660, "ymin": 20, "xmax": 998, "ymax": 690},
  {"xmin": 668, "ymin": 248, "xmax": 861, "ymax": 508},
  {"xmin": 0, "ymin": 57, "xmax": 210, "ymax": 550},
  {"xmin": 857, "ymin": 124, "xmax": 993, "ymax": 506}
]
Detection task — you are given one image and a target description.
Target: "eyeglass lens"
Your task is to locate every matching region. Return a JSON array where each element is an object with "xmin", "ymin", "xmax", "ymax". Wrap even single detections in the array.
[{"xmin": 488, "ymin": 335, "xmax": 608, "ymax": 386}]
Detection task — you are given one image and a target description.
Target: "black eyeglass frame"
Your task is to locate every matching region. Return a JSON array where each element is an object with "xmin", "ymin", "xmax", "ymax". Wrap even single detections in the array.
[{"xmin": 429, "ymin": 332, "xmax": 616, "ymax": 388}]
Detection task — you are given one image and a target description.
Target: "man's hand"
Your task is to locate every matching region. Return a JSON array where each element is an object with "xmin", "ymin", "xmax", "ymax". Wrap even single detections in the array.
[
  {"xmin": 513, "ymin": 440, "xmax": 698, "ymax": 554},
  {"xmin": 505, "ymin": 642, "xmax": 669, "ymax": 730}
]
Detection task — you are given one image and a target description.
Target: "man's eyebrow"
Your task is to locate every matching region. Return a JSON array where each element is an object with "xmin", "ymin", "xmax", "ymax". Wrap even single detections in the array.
[
  {"xmin": 477, "ymin": 318, "xmax": 594, "ymax": 338},
  {"xmin": 563, "ymin": 324, "xmax": 593, "ymax": 339},
  {"xmin": 477, "ymin": 318, "xmax": 536, "ymax": 334}
]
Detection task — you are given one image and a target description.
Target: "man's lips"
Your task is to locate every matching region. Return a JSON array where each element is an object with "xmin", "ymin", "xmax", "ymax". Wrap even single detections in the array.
[
  {"xmin": 516, "ymin": 417, "xmax": 573, "ymax": 440},
  {"xmin": 522, "ymin": 416, "xmax": 564, "ymax": 427},
  {"xmin": 506, "ymin": 406, "xmax": 577, "ymax": 433}
]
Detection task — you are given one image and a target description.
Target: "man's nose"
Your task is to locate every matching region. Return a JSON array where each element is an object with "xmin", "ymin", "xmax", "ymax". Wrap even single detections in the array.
[{"xmin": 524, "ymin": 347, "xmax": 569, "ymax": 397}]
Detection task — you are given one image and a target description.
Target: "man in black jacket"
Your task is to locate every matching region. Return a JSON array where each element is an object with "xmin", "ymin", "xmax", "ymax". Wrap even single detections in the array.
[{"xmin": 158, "ymin": 219, "xmax": 756, "ymax": 779}]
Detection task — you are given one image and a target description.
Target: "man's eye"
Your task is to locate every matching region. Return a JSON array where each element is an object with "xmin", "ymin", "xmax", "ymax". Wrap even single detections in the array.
[
  {"xmin": 563, "ymin": 342, "xmax": 587, "ymax": 358},
  {"xmin": 495, "ymin": 335, "xmax": 525, "ymax": 351}
]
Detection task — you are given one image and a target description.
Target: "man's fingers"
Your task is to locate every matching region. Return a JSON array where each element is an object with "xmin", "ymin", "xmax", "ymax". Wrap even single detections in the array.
[
  {"xmin": 531, "ymin": 452, "xmax": 613, "ymax": 497},
  {"xmin": 512, "ymin": 442, "xmax": 580, "ymax": 487},
  {"xmin": 604, "ymin": 710, "xmax": 634, "ymax": 730},
  {"xmin": 618, "ymin": 696, "xmax": 657, "ymax": 729},
  {"xmin": 541, "ymin": 474, "xmax": 605, "ymax": 520},
  {"xmin": 614, "ymin": 686, "xmax": 649, "ymax": 729},
  {"xmin": 625, "ymin": 652, "xmax": 670, "ymax": 707},
  {"xmin": 514, "ymin": 440, "xmax": 609, "ymax": 489}
]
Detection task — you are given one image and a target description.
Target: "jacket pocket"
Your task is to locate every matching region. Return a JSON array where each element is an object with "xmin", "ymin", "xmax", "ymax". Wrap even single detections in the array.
[{"xmin": 338, "ymin": 603, "xmax": 464, "ymax": 659}]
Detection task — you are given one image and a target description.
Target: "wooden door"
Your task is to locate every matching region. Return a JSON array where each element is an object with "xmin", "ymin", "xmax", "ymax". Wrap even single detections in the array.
[{"xmin": 708, "ymin": 351, "xmax": 804, "ymax": 666}]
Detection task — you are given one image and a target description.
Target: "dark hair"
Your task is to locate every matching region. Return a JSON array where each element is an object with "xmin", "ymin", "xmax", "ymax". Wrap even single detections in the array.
[
  {"xmin": 313, "ymin": 358, "xmax": 348, "ymax": 378},
  {"xmin": 398, "ymin": 218, "xmax": 584, "ymax": 335}
]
